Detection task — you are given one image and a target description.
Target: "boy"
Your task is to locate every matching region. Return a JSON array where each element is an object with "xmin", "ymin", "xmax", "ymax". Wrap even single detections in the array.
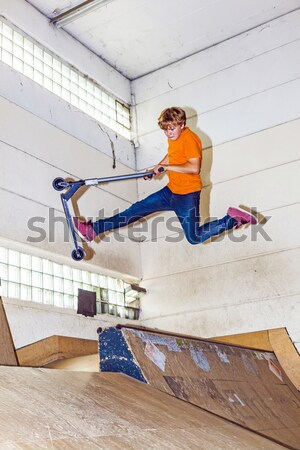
[{"xmin": 73, "ymin": 107, "xmax": 257, "ymax": 243}]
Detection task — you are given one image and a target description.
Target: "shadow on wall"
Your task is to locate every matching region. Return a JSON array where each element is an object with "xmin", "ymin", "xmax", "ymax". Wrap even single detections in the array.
[{"xmin": 184, "ymin": 106, "xmax": 213, "ymax": 223}]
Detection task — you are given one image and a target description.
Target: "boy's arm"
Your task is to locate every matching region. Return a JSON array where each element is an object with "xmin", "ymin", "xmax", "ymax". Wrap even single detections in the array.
[
  {"xmin": 158, "ymin": 157, "xmax": 200, "ymax": 175},
  {"xmin": 143, "ymin": 154, "xmax": 169, "ymax": 179},
  {"xmin": 158, "ymin": 154, "xmax": 169, "ymax": 165},
  {"xmin": 150, "ymin": 154, "xmax": 169, "ymax": 177}
]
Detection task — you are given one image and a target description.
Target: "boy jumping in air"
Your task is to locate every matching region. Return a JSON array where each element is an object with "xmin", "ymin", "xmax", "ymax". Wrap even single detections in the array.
[{"xmin": 73, "ymin": 107, "xmax": 257, "ymax": 243}]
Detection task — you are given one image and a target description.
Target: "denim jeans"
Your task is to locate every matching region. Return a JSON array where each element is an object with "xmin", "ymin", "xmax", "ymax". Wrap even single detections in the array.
[{"xmin": 92, "ymin": 186, "xmax": 237, "ymax": 244}]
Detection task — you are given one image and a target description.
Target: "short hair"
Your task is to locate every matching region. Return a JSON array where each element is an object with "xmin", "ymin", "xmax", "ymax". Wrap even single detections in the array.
[{"xmin": 158, "ymin": 107, "xmax": 186, "ymax": 129}]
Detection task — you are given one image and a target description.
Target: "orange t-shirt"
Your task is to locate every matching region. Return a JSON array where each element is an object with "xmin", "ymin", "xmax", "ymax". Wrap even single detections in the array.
[{"xmin": 167, "ymin": 127, "xmax": 202, "ymax": 194}]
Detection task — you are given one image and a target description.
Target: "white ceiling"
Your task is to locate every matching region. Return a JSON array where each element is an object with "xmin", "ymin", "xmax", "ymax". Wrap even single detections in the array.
[{"xmin": 27, "ymin": 0, "xmax": 300, "ymax": 79}]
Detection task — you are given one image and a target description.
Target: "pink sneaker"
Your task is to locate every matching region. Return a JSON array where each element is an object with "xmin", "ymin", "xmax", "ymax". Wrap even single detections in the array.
[
  {"xmin": 227, "ymin": 207, "xmax": 257, "ymax": 228},
  {"xmin": 73, "ymin": 218, "xmax": 97, "ymax": 242}
]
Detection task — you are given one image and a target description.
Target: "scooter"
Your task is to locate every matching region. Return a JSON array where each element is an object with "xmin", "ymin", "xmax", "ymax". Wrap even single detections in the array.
[{"xmin": 52, "ymin": 168, "xmax": 164, "ymax": 261}]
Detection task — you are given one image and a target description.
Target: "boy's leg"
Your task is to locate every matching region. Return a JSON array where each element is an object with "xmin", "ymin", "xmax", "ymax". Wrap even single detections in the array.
[
  {"xmin": 74, "ymin": 186, "xmax": 172, "ymax": 241},
  {"xmin": 174, "ymin": 192, "xmax": 239, "ymax": 245},
  {"xmin": 196, "ymin": 207, "xmax": 258, "ymax": 241}
]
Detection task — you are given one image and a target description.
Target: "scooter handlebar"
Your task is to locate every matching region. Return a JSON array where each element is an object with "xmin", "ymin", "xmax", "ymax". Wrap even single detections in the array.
[
  {"xmin": 144, "ymin": 166, "xmax": 165, "ymax": 179},
  {"xmin": 53, "ymin": 167, "xmax": 165, "ymax": 191}
]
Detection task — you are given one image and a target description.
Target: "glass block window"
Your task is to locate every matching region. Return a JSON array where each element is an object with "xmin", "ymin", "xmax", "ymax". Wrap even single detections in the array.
[
  {"xmin": 0, "ymin": 19, "xmax": 131, "ymax": 140},
  {"xmin": 0, "ymin": 246, "xmax": 139, "ymax": 319}
]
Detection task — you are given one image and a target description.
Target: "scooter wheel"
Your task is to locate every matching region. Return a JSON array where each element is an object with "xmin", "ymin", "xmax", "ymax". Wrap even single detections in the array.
[
  {"xmin": 71, "ymin": 247, "xmax": 86, "ymax": 261},
  {"xmin": 52, "ymin": 177, "xmax": 66, "ymax": 191}
]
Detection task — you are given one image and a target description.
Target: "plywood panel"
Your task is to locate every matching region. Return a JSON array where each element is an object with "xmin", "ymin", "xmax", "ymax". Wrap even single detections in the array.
[
  {"xmin": 101, "ymin": 326, "xmax": 300, "ymax": 449},
  {"xmin": 0, "ymin": 367, "xmax": 288, "ymax": 449},
  {"xmin": 16, "ymin": 336, "xmax": 98, "ymax": 367},
  {"xmin": 269, "ymin": 328, "xmax": 300, "ymax": 390},
  {"xmin": 210, "ymin": 330, "xmax": 273, "ymax": 351},
  {"xmin": 0, "ymin": 297, "xmax": 18, "ymax": 366},
  {"xmin": 210, "ymin": 328, "xmax": 300, "ymax": 390},
  {"xmin": 45, "ymin": 353, "xmax": 99, "ymax": 372}
]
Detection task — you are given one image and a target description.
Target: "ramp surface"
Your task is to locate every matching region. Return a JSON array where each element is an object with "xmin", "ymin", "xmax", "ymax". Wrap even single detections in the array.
[
  {"xmin": 0, "ymin": 367, "xmax": 287, "ymax": 450},
  {"xmin": 17, "ymin": 335, "xmax": 98, "ymax": 367},
  {"xmin": 0, "ymin": 297, "xmax": 18, "ymax": 366},
  {"xmin": 212, "ymin": 327, "xmax": 300, "ymax": 390},
  {"xmin": 99, "ymin": 325, "xmax": 300, "ymax": 450}
]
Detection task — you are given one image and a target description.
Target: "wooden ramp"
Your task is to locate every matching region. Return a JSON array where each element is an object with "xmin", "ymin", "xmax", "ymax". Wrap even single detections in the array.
[
  {"xmin": 99, "ymin": 325, "xmax": 300, "ymax": 450},
  {"xmin": 0, "ymin": 367, "xmax": 288, "ymax": 450},
  {"xmin": 211, "ymin": 327, "xmax": 300, "ymax": 390},
  {"xmin": 0, "ymin": 297, "xmax": 18, "ymax": 366},
  {"xmin": 16, "ymin": 335, "xmax": 98, "ymax": 367},
  {"xmin": 45, "ymin": 353, "xmax": 99, "ymax": 371}
]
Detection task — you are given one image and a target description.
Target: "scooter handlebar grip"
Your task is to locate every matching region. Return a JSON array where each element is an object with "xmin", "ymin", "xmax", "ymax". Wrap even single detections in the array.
[{"xmin": 145, "ymin": 167, "xmax": 165, "ymax": 179}]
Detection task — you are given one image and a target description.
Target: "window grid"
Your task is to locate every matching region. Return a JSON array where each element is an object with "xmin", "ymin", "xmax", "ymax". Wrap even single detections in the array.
[
  {"xmin": 0, "ymin": 19, "xmax": 131, "ymax": 140},
  {"xmin": 0, "ymin": 247, "xmax": 139, "ymax": 320}
]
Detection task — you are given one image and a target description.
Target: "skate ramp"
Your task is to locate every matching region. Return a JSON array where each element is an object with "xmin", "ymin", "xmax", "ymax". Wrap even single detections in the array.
[
  {"xmin": 45, "ymin": 353, "xmax": 99, "ymax": 371},
  {"xmin": 0, "ymin": 367, "xmax": 287, "ymax": 450},
  {"xmin": 0, "ymin": 297, "xmax": 18, "ymax": 366},
  {"xmin": 211, "ymin": 327, "xmax": 300, "ymax": 390},
  {"xmin": 16, "ymin": 335, "xmax": 98, "ymax": 367},
  {"xmin": 99, "ymin": 325, "xmax": 300, "ymax": 450}
]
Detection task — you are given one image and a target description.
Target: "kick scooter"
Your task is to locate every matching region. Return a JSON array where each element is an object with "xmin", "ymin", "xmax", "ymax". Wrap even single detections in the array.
[{"xmin": 52, "ymin": 168, "xmax": 164, "ymax": 261}]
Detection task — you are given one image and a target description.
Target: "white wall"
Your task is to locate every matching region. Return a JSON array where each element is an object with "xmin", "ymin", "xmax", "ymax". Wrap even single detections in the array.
[
  {"xmin": 0, "ymin": 93, "xmax": 141, "ymax": 277},
  {"xmin": 0, "ymin": 0, "xmax": 142, "ymax": 345},
  {"xmin": 2, "ymin": 296, "xmax": 138, "ymax": 349},
  {"xmin": 132, "ymin": 10, "xmax": 300, "ymax": 350}
]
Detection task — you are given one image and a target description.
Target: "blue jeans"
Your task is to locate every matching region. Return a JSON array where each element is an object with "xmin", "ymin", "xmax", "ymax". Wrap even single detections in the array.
[{"xmin": 92, "ymin": 186, "xmax": 237, "ymax": 244}]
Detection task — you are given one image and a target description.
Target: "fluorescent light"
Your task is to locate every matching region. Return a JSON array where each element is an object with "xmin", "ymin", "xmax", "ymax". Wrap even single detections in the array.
[{"xmin": 50, "ymin": 0, "xmax": 116, "ymax": 28}]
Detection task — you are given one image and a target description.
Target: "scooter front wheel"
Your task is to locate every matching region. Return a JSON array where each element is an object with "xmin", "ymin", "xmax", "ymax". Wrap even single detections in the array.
[
  {"xmin": 52, "ymin": 177, "xmax": 66, "ymax": 191},
  {"xmin": 71, "ymin": 247, "xmax": 86, "ymax": 261}
]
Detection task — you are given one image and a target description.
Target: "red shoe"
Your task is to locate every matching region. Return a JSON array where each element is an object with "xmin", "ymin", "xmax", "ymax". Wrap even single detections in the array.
[
  {"xmin": 73, "ymin": 218, "xmax": 97, "ymax": 242},
  {"xmin": 227, "ymin": 207, "xmax": 257, "ymax": 228}
]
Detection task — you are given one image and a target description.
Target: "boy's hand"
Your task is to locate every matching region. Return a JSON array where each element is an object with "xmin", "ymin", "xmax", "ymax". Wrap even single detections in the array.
[
  {"xmin": 143, "ymin": 168, "xmax": 155, "ymax": 180},
  {"xmin": 143, "ymin": 166, "xmax": 165, "ymax": 180},
  {"xmin": 153, "ymin": 165, "xmax": 166, "ymax": 176}
]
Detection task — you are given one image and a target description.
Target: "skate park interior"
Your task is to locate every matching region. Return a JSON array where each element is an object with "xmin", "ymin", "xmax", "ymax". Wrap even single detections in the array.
[{"xmin": 0, "ymin": 1, "xmax": 300, "ymax": 448}]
